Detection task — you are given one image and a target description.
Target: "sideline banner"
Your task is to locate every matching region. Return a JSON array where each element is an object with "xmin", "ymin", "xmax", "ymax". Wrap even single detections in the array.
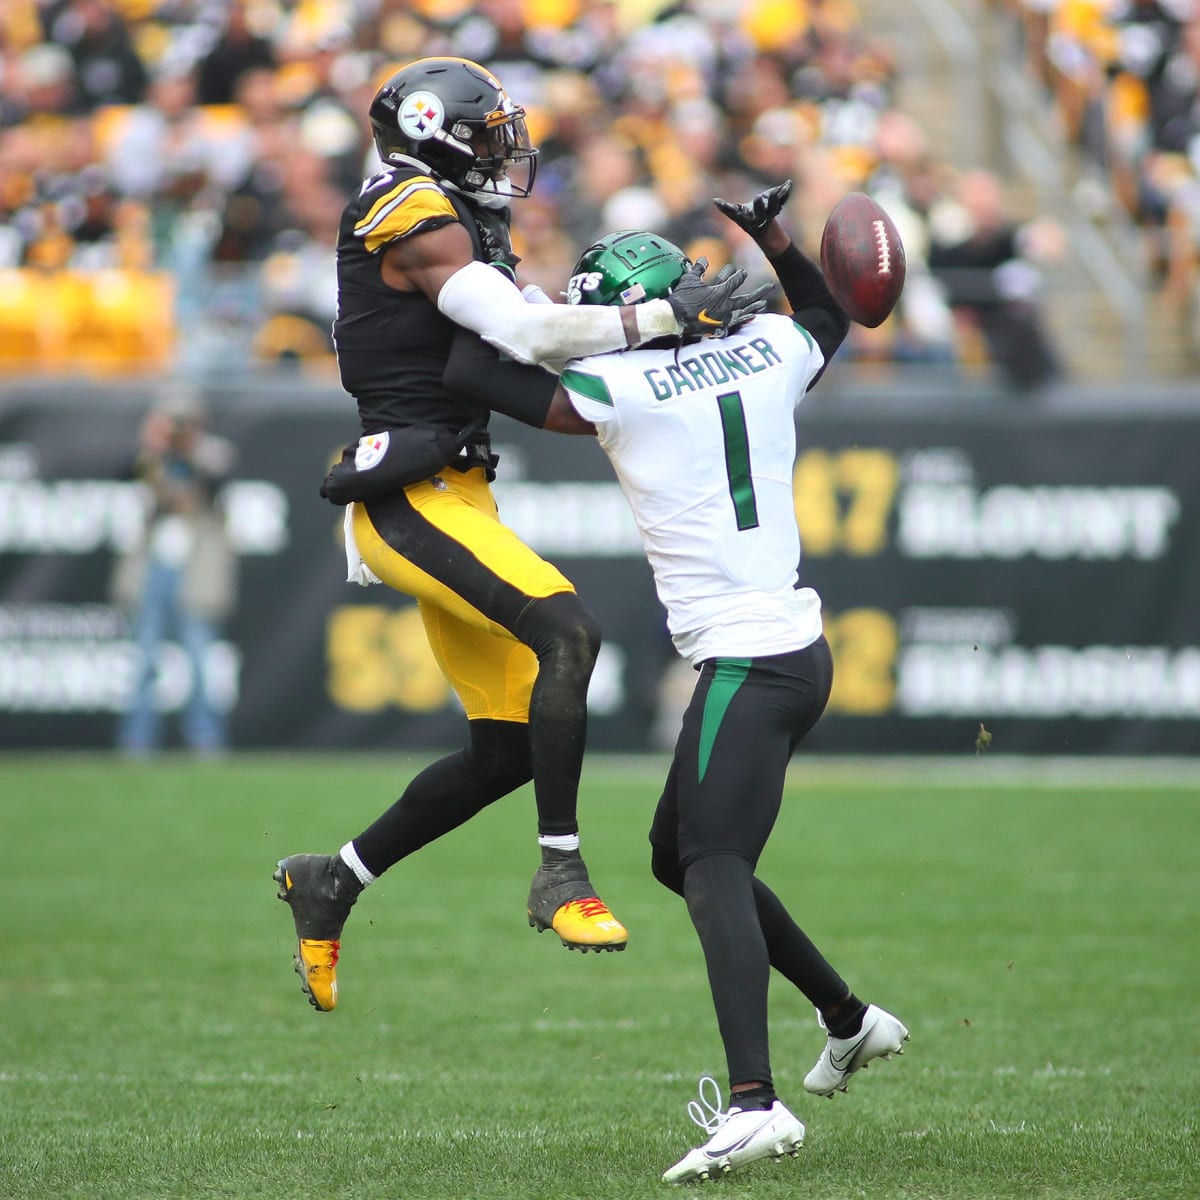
[
  {"xmin": 0, "ymin": 390, "xmax": 1196, "ymax": 754},
  {"xmin": 788, "ymin": 409, "xmax": 1199, "ymax": 755}
]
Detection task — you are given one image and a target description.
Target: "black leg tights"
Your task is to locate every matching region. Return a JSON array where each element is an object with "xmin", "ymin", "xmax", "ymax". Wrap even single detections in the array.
[
  {"xmin": 682, "ymin": 852, "xmax": 773, "ymax": 1087},
  {"xmin": 513, "ymin": 592, "xmax": 601, "ymax": 838},
  {"xmin": 653, "ymin": 848, "xmax": 848, "ymax": 1012},
  {"xmin": 352, "ymin": 718, "xmax": 533, "ymax": 876}
]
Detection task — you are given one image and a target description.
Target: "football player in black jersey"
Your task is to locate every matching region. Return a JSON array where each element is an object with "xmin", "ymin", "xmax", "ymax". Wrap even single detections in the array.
[{"xmin": 272, "ymin": 56, "xmax": 764, "ymax": 1013}]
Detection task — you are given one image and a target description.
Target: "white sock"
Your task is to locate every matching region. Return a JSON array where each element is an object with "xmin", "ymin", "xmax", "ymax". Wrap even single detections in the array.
[
  {"xmin": 340, "ymin": 841, "xmax": 377, "ymax": 887},
  {"xmin": 538, "ymin": 833, "xmax": 580, "ymax": 852}
]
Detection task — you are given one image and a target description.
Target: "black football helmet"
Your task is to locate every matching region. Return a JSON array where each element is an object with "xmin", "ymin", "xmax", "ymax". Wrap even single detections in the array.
[{"xmin": 369, "ymin": 57, "xmax": 538, "ymax": 199}]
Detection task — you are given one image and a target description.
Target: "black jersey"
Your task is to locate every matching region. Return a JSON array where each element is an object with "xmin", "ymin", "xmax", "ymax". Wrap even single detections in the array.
[{"xmin": 332, "ymin": 165, "xmax": 503, "ymax": 436}]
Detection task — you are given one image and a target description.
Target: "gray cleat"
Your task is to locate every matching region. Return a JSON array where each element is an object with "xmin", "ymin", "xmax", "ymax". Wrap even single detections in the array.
[
  {"xmin": 273, "ymin": 854, "xmax": 361, "ymax": 1012},
  {"xmin": 526, "ymin": 847, "xmax": 628, "ymax": 952}
]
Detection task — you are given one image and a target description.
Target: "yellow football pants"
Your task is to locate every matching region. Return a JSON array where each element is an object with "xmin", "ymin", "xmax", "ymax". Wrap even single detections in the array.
[{"xmin": 350, "ymin": 466, "xmax": 575, "ymax": 721}]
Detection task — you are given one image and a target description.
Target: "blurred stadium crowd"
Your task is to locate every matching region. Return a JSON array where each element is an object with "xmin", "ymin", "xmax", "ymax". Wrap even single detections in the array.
[
  {"xmin": 0, "ymin": 0, "xmax": 1196, "ymax": 385},
  {"xmin": 1003, "ymin": 0, "xmax": 1200, "ymax": 318}
]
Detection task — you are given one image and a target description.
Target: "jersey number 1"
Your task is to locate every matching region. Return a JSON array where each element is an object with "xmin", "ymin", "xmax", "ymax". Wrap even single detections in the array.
[{"xmin": 716, "ymin": 391, "xmax": 759, "ymax": 531}]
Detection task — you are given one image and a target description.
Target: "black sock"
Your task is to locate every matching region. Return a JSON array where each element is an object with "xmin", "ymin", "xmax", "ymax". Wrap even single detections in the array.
[
  {"xmin": 823, "ymin": 993, "xmax": 867, "ymax": 1039},
  {"xmin": 729, "ymin": 1084, "xmax": 776, "ymax": 1111}
]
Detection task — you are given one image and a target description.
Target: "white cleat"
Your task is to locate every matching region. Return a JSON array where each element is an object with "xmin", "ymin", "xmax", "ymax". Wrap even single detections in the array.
[
  {"xmin": 804, "ymin": 1003, "xmax": 909, "ymax": 1097},
  {"xmin": 662, "ymin": 1076, "xmax": 805, "ymax": 1184}
]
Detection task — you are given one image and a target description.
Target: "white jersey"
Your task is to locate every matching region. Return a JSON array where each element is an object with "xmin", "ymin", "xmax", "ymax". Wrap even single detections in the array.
[{"xmin": 561, "ymin": 312, "xmax": 825, "ymax": 665}]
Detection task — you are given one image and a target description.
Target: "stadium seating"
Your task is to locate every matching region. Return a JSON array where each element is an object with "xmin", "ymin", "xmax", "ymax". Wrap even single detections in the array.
[{"xmin": 0, "ymin": 268, "xmax": 174, "ymax": 373}]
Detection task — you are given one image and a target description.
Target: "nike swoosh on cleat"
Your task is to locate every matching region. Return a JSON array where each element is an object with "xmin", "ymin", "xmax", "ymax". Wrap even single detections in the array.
[
  {"xmin": 702, "ymin": 1120, "xmax": 773, "ymax": 1159},
  {"xmin": 830, "ymin": 1030, "xmax": 871, "ymax": 1070}
]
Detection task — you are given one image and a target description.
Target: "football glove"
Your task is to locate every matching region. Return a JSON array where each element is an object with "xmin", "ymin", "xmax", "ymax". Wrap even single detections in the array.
[
  {"xmin": 713, "ymin": 179, "xmax": 794, "ymax": 240},
  {"xmin": 666, "ymin": 258, "xmax": 750, "ymax": 337},
  {"xmin": 474, "ymin": 208, "xmax": 521, "ymax": 281},
  {"xmin": 725, "ymin": 279, "xmax": 775, "ymax": 329},
  {"xmin": 695, "ymin": 263, "xmax": 773, "ymax": 332}
]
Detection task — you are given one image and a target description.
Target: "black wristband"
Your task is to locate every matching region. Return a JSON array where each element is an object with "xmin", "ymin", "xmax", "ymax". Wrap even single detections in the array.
[
  {"xmin": 767, "ymin": 242, "xmax": 836, "ymax": 312},
  {"xmin": 767, "ymin": 242, "xmax": 851, "ymax": 380}
]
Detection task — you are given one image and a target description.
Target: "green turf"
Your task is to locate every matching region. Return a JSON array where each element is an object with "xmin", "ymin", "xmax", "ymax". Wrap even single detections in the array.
[{"xmin": 2, "ymin": 754, "xmax": 1197, "ymax": 1199}]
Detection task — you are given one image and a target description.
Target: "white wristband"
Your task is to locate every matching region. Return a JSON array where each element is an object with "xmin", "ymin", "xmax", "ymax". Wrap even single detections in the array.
[{"xmin": 633, "ymin": 299, "xmax": 683, "ymax": 343}]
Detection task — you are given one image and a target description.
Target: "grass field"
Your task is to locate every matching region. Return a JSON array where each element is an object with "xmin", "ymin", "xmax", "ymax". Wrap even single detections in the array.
[{"xmin": 2, "ymin": 753, "xmax": 1197, "ymax": 1200}]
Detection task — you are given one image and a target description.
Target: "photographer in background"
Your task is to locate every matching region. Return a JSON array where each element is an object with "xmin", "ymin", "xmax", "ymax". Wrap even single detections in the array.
[{"xmin": 112, "ymin": 391, "xmax": 238, "ymax": 757}]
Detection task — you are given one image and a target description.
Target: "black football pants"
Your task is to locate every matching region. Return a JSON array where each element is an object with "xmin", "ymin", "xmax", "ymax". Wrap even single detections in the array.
[{"xmin": 649, "ymin": 636, "xmax": 847, "ymax": 1088}]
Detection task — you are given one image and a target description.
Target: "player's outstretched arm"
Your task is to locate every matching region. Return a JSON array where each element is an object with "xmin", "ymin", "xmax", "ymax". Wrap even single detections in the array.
[
  {"xmin": 384, "ymin": 220, "xmax": 737, "ymax": 365},
  {"xmin": 714, "ymin": 180, "xmax": 850, "ymax": 378}
]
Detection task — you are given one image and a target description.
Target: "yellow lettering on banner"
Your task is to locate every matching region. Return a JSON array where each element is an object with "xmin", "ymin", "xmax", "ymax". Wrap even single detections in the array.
[
  {"xmin": 792, "ymin": 449, "xmax": 839, "ymax": 555},
  {"xmin": 839, "ymin": 449, "xmax": 899, "ymax": 555},
  {"xmin": 793, "ymin": 448, "xmax": 899, "ymax": 556},
  {"xmin": 326, "ymin": 605, "xmax": 450, "ymax": 713},
  {"xmin": 824, "ymin": 608, "xmax": 897, "ymax": 714}
]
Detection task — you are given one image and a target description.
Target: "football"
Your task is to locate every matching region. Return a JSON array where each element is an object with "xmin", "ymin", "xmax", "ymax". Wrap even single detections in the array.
[{"xmin": 819, "ymin": 192, "xmax": 906, "ymax": 327}]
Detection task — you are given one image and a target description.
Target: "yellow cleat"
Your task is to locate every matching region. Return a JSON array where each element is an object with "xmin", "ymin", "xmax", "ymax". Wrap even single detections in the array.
[
  {"xmin": 548, "ymin": 896, "xmax": 628, "ymax": 953},
  {"xmin": 295, "ymin": 938, "xmax": 340, "ymax": 1012}
]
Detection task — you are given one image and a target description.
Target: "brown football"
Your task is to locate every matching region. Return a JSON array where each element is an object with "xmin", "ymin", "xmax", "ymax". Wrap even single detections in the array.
[{"xmin": 819, "ymin": 192, "xmax": 906, "ymax": 327}]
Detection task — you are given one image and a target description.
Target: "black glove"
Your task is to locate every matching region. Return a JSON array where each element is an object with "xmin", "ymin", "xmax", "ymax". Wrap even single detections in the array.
[
  {"xmin": 713, "ymin": 179, "xmax": 794, "ymax": 240},
  {"xmin": 666, "ymin": 258, "xmax": 750, "ymax": 337},
  {"xmin": 726, "ymin": 281, "xmax": 775, "ymax": 328},
  {"xmin": 473, "ymin": 206, "xmax": 521, "ymax": 281},
  {"xmin": 710, "ymin": 263, "xmax": 775, "ymax": 329}
]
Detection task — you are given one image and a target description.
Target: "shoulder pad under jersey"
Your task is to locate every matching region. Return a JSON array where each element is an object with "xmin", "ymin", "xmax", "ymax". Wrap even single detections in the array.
[{"xmin": 352, "ymin": 165, "xmax": 458, "ymax": 254}]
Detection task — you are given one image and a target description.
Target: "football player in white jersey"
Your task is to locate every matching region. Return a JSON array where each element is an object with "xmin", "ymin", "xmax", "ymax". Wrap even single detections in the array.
[{"xmin": 535, "ymin": 184, "xmax": 911, "ymax": 1182}]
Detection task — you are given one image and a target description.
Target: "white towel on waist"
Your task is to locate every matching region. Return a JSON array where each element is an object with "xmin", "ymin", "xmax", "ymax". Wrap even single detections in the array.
[{"xmin": 343, "ymin": 503, "xmax": 382, "ymax": 586}]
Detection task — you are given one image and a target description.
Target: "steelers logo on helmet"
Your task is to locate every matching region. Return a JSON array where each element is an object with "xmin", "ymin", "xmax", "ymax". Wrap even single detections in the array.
[
  {"xmin": 369, "ymin": 57, "xmax": 540, "ymax": 198},
  {"xmin": 398, "ymin": 91, "xmax": 445, "ymax": 141}
]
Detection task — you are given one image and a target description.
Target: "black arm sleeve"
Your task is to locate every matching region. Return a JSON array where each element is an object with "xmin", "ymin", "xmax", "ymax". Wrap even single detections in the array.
[
  {"xmin": 767, "ymin": 242, "xmax": 851, "ymax": 385},
  {"xmin": 442, "ymin": 326, "xmax": 558, "ymax": 428}
]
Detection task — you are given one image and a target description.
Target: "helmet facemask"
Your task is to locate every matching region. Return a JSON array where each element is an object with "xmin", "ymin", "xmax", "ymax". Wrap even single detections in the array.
[{"xmin": 460, "ymin": 114, "xmax": 538, "ymax": 199}]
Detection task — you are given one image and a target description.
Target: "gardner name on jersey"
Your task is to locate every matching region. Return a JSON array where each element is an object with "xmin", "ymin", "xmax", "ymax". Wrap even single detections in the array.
[
  {"xmin": 560, "ymin": 312, "xmax": 826, "ymax": 666},
  {"xmin": 639, "ymin": 336, "xmax": 788, "ymax": 402}
]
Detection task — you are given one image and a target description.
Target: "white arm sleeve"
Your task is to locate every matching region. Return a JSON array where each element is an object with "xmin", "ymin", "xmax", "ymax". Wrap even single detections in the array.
[{"xmin": 437, "ymin": 260, "xmax": 681, "ymax": 365}]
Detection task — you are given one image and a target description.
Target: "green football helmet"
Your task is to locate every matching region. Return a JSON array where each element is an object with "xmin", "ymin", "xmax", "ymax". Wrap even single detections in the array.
[{"xmin": 566, "ymin": 230, "xmax": 689, "ymax": 307}]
